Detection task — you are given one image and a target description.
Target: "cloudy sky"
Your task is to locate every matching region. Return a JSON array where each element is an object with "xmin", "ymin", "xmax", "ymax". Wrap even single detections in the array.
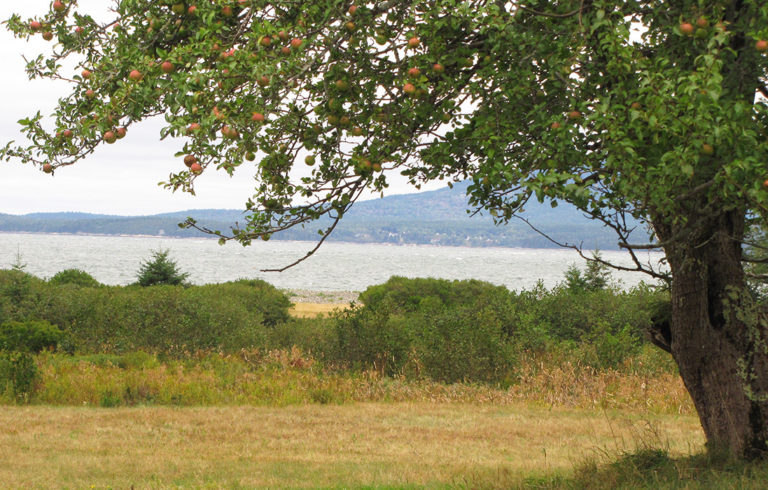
[{"xmin": 0, "ymin": 1, "xmax": 432, "ymax": 216}]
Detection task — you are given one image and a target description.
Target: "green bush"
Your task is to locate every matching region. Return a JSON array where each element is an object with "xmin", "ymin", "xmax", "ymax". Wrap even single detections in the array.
[
  {"xmin": 0, "ymin": 351, "xmax": 38, "ymax": 401},
  {"xmin": 0, "ymin": 320, "xmax": 64, "ymax": 353},
  {"xmin": 331, "ymin": 277, "xmax": 517, "ymax": 383},
  {"xmin": 49, "ymin": 269, "xmax": 103, "ymax": 288}
]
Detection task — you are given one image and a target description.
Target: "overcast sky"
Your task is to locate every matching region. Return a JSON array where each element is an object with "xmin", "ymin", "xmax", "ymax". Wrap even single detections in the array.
[{"xmin": 0, "ymin": 1, "xmax": 436, "ymax": 216}]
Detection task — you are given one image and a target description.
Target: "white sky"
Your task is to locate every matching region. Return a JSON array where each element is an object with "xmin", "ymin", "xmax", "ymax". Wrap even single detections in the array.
[{"xmin": 0, "ymin": 1, "xmax": 436, "ymax": 216}]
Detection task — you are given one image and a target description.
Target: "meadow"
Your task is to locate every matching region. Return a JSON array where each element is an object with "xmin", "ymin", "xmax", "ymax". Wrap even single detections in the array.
[{"xmin": 1, "ymin": 265, "xmax": 767, "ymax": 487}]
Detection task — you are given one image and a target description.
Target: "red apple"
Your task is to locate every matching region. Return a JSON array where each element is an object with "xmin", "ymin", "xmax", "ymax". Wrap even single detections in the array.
[
  {"xmin": 257, "ymin": 75, "xmax": 269, "ymax": 87},
  {"xmin": 252, "ymin": 112, "xmax": 265, "ymax": 122},
  {"xmin": 567, "ymin": 110, "xmax": 581, "ymax": 120},
  {"xmin": 630, "ymin": 102, "xmax": 642, "ymax": 110},
  {"xmin": 290, "ymin": 38, "xmax": 303, "ymax": 49},
  {"xmin": 432, "ymin": 63, "xmax": 444, "ymax": 73},
  {"xmin": 161, "ymin": 61, "xmax": 174, "ymax": 74},
  {"xmin": 403, "ymin": 83, "xmax": 416, "ymax": 95},
  {"xmin": 221, "ymin": 6, "xmax": 233, "ymax": 16},
  {"xmin": 184, "ymin": 154, "xmax": 197, "ymax": 167},
  {"xmin": 75, "ymin": 26, "xmax": 84, "ymax": 35},
  {"xmin": 335, "ymin": 79, "xmax": 348, "ymax": 90},
  {"xmin": 351, "ymin": 126, "xmax": 363, "ymax": 136},
  {"xmin": 53, "ymin": 1, "xmax": 65, "ymax": 13},
  {"xmin": 701, "ymin": 143, "xmax": 714, "ymax": 155},
  {"xmin": 757, "ymin": 40, "xmax": 768, "ymax": 52},
  {"xmin": 696, "ymin": 16, "xmax": 708, "ymax": 28},
  {"xmin": 129, "ymin": 69, "xmax": 142, "ymax": 81},
  {"xmin": 188, "ymin": 5, "xmax": 197, "ymax": 15},
  {"xmin": 189, "ymin": 162, "xmax": 203, "ymax": 174},
  {"xmin": 348, "ymin": 5, "xmax": 357, "ymax": 15},
  {"xmin": 81, "ymin": 69, "xmax": 91, "ymax": 79},
  {"xmin": 260, "ymin": 36, "xmax": 272, "ymax": 47},
  {"xmin": 116, "ymin": 127, "xmax": 127, "ymax": 139},
  {"xmin": 277, "ymin": 30, "xmax": 288, "ymax": 42},
  {"xmin": 187, "ymin": 122, "xmax": 201, "ymax": 134},
  {"xmin": 42, "ymin": 31, "xmax": 53, "ymax": 41},
  {"xmin": 680, "ymin": 22, "xmax": 694, "ymax": 35},
  {"xmin": 550, "ymin": 122, "xmax": 561, "ymax": 130},
  {"xmin": 103, "ymin": 131, "xmax": 116, "ymax": 143},
  {"xmin": 43, "ymin": 163, "xmax": 53, "ymax": 173},
  {"xmin": 62, "ymin": 129, "xmax": 73, "ymax": 139},
  {"xmin": 407, "ymin": 36, "xmax": 420, "ymax": 48},
  {"xmin": 29, "ymin": 21, "xmax": 42, "ymax": 31},
  {"xmin": 85, "ymin": 89, "xmax": 96, "ymax": 99},
  {"xmin": 280, "ymin": 46, "xmax": 291, "ymax": 55},
  {"xmin": 407, "ymin": 67, "xmax": 421, "ymax": 78}
]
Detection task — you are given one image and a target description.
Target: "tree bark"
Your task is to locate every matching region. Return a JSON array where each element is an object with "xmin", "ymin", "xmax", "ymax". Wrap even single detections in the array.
[{"xmin": 657, "ymin": 210, "xmax": 768, "ymax": 458}]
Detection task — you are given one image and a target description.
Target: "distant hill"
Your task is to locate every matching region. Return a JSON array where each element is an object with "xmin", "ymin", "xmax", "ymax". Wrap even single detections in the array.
[{"xmin": 0, "ymin": 181, "xmax": 647, "ymax": 249}]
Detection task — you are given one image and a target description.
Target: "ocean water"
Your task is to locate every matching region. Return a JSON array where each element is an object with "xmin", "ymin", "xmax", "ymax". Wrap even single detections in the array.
[{"xmin": 0, "ymin": 233, "xmax": 666, "ymax": 291}]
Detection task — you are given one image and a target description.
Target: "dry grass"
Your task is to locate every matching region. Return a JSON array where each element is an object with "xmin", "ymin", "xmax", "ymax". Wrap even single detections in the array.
[
  {"xmin": 289, "ymin": 302, "xmax": 348, "ymax": 318},
  {"xmin": 0, "ymin": 403, "xmax": 704, "ymax": 488}
]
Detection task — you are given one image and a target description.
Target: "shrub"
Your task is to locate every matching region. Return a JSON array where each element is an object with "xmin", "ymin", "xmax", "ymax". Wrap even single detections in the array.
[
  {"xmin": 49, "ymin": 268, "xmax": 102, "ymax": 288},
  {"xmin": 0, "ymin": 351, "xmax": 39, "ymax": 401},
  {"xmin": 135, "ymin": 249, "xmax": 189, "ymax": 286},
  {"xmin": 0, "ymin": 320, "xmax": 64, "ymax": 353}
]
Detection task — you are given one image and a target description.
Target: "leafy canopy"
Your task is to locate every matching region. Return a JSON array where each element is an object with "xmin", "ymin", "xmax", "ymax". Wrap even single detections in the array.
[{"xmin": 3, "ymin": 1, "xmax": 768, "ymax": 273}]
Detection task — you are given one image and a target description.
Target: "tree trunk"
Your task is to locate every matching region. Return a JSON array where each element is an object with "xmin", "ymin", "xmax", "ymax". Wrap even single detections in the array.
[{"xmin": 657, "ymin": 211, "xmax": 768, "ymax": 458}]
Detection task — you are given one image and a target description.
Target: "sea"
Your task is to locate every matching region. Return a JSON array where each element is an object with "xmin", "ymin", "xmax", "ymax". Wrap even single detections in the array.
[{"xmin": 0, "ymin": 233, "xmax": 666, "ymax": 292}]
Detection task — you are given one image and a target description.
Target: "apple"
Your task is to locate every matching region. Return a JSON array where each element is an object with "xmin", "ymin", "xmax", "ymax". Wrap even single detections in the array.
[
  {"xmin": 161, "ymin": 61, "xmax": 174, "ymax": 74},
  {"xmin": 372, "ymin": 162, "xmax": 382, "ymax": 172},
  {"xmin": 257, "ymin": 75, "xmax": 270, "ymax": 87},
  {"xmin": 327, "ymin": 115, "xmax": 339, "ymax": 125},
  {"xmin": 757, "ymin": 40, "xmax": 768, "ymax": 52},
  {"xmin": 62, "ymin": 129, "xmax": 73, "ymax": 139},
  {"xmin": 407, "ymin": 36, "xmax": 420, "ymax": 48},
  {"xmin": 290, "ymin": 38, "xmax": 303, "ymax": 49},
  {"xmin": 222, "ymin": 6, "xmax": 233, "ymax": 16},
  {"xmin": 29, "ymin": 21, "xmax": 41, "ymax": 31},
  {"xmin": 680, "ymin": 22, "xmax": 694, "ymax": 35},
  {"xmin": 184, "ymin": 154, "xmax": 197, "ymax": 167},
  {"xmin": 171, "ymin": 3, "xmax": 185, "ymax": 15},
  {"xmin": 260, "ymin": 36, "xmax": 272, "ymax": 47},
  {"xmin": 305, "ymin": 155, "xmax": 316, "ymax": 165},
  {"xmin": 345, "ymin": 21, "xmax": 355, "ymax": 32},
  {"xmin": 190, "ymin": 162, "xmax": 203, "ymax": 174},
  {"xmin": 407, "ymin": 67, "xmax": 421, "ymax": 78},
  {"xmin": 339, "ymin": 115, "xmax": 350, "ymax": 126},
  {"xmin": 103, "ymin": 131, "xmax": 116, "ymax": 144},
  {"xmin": 277, "ymin": 30, "xmax": 289, "ymax": 42},
  {"xmin": 43, "ymin": 163, "xmax": 53, "ymax": 173},
  {"xmin": 188, "ymin": 5, "xmax": 197, "ymax": 14},
  {"xmin": 351, "ymin": 126, "xmax": 363, "ymax": 136},
  {"xmin": 74, "ymin": 26, "xmax": 84, "ymax": 35},
  {"xmin": 403, "ymin": 83, "xmax": 416, "ymax": 95},
  {"xmin": 82, "ymin": 69, "xmax": 92, "ymax": 79},
  {"xmin": 763, "ymin": 179, "xmax": 768, "ymax": 190},
  {"xmin": 116, "ymin": 127, "xmax": 127, "ymax": 139},
  {"xmin": 550, "ymin": 122, "xmax": 561, "ymax": 130},
  {"xmin": 567, "ymin": 110, "xmax": 581, "ymax": 120},
  {"xmin": 432, "ymin": 63, "xmax": 444, "ymax": 73},
  {"xmin": 85, "ymin": 89, "xmax": 96, "ymax": 99},
  {"xmin": 245, "ymin": 152, "xmax": 256, "ymax": 161},
  {"xmin": 53, "ymin": 1, "xmax": 65, "ymax": 12},
  {"xmin": 335, "ymin": 79, "xmax": 348, "ymax": 90},
  {"xmin": 42, "ymin": 31, "xmax": 53, "ymax": 41},
  {"xmin": 348, "ymin": 5, "xmax": 357, "ymax": 15},
  {"xmin": 280, "ymin": 46, "xmax": 291, "ymax": 55},
  {"xmin": 701, "ymin": 143, "xmax": 714, "ymax": 155},
  {"xmin": 696, "ymin": 16, "xmax": 708, "ymax": 28},
  {"xmin": 187, "ymin": 122, "xmax": 201, "ymax": 134},
  {"xmin": 252, "ymin": 112, "xmax": 265, "ymax": 122},
  {"xmin": 630, "ymin": 102, "xmax": 642, "ymax": 109},
  {"xmin": 129, "ymin": 69, "xmax": 142, "ymax": 81}
]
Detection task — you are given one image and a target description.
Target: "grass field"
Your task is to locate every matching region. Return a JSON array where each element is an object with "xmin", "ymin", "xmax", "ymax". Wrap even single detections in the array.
[
  {"xmin": 0, "ymin": 403, "xmax": 704, "ymax": 488},
  {"xmin": 289, "ymin": 302, "xmax": 347, "ymax": 318}
]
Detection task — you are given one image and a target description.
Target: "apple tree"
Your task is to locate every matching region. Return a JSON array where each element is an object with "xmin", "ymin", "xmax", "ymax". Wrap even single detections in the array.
[{"xmin": 4, "ymin": 0, "xmax": 768, "ymax": 458}]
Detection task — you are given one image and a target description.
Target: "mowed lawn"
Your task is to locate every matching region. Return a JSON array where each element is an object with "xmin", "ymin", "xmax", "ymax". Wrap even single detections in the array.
[{"xmin": 0, "ymin": 403, "xmax": 704, "ymax": 488}]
